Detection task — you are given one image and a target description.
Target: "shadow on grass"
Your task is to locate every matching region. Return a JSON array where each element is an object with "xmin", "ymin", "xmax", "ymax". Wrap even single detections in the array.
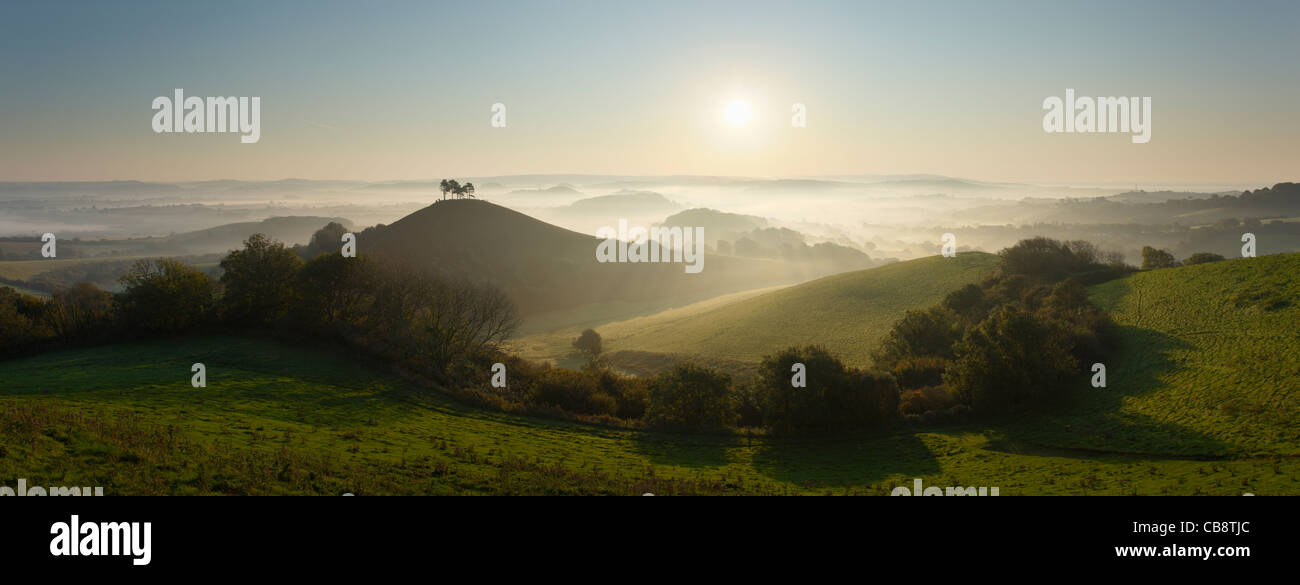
[
  {"xmin": 749, "ymin": 432, "xmax": 942, "ymax": 489},
  {"xmin": 999, "ymin": 324, "xmax": 1238, "ymax": 458},
  {"xmin": 628, "ymin": 430, "xmax": 737, "ymax": 469}
]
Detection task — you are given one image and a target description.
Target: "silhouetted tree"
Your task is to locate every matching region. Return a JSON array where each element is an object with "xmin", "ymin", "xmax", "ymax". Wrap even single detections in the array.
[
  {"xmin": 118, "ymin": 259, "xmax": 218, "ymax": 333},
  {"xmin": 299, "ymin": 222, "xmax": 349, "ymax": 259},
  {"xmin": 439, "ymin": 179, "xmax": 461, "ymax": 202},
  {"xmin": 1183, "ymin": 252, "xmax": 1226, "ymax": 265},
  {"xmin": 1140, "ymin": 246, "xmax": 1177, "ymax": 270},
  {"xmin": 219, "ymin": 234, "xmax": 304, "ymax": 326},
  {"xmin": 572, "ymin": 328, "xmax": 602, "ymax": 357},
  {"xmin": 646, "ymin": 363, "xmax": 734, "ymax": 429}
]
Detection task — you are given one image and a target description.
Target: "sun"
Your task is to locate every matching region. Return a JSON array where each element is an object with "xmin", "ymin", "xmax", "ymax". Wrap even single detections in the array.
[{"xmin": 723, "ymin": 100, "xmax": 752, "ymax": 127}]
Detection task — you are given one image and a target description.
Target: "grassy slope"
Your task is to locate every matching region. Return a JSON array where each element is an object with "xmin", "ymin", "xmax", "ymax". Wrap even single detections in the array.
[
  {"xmin": 1019, "ymin": 253, "xmax": 1300, "ymax": 457},
  {"xmin": 3, "ymin": 334, "xmax": 1294, "ymax": 495},
  {"xmin": 599, "ymin": 252, "xmax": 1000, "ymax": 367}
]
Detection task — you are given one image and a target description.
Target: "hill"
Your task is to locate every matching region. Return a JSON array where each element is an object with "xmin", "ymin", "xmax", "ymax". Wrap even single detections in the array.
[
  {"xmin": 1011, "ymin": 252, "xmax": 1300, "ymax": 457},
  {"xmin": 562, "ymin": 191, "xmax": 680, "ymax": 216},
  {"xmin": 659, "ymin": 208, "xmax": 769, "ymax": 245},
  {"xmin": 158, "ymin": 215, "xmax": 353, "ymax": 253},
  {"xmin": 549, "ymin": 252, "xmax": 999, "ymax": 368},
  {"xmin": 358, "ymin": 199, "xmax": 874, "ymax": 324}
]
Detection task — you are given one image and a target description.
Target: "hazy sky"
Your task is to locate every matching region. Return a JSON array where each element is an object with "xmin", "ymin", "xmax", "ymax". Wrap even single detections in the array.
[{"xmin": 1, "ymin": 0, "xmax": 1297, "ymax": 185}]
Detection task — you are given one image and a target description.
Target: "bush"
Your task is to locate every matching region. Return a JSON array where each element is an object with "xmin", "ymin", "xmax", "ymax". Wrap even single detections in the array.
[
  {"xmin": 941, "ymin": 284, "xmax": 985, "ymax": 318},
  {"xmin": 0, "ymin": 287, "xmax": 48, "ymax": 354},
  {"xmin": 118, "ymin": 259, "xmax": 218, "ymax": 334},
  {"xmin": 220, "ymin": 234, "xmax": 304, "ymax": 326},
  {"xmin": 891, "ymin": 356, "xmax": 949, "ymax": 390},
  {"xmin": 872, "ymin": 307, "xmax": 960, "ymax": 367},
  {"xmin": 999, "ymin": 237, "xmax": 1130, "ymax": 281},
  {"xmin": 292, "ymin": 253, "xmax": 376, "ymax": 333},
  {"xmin": 944, "ymin": 308, "xmax": 1077, "ymax": 413},
  {"xmin": 1182, "ymin": 252, "xmax": 1226, "ymax": 265},
  {"xmin": 573, "ymin": 328, "xmax": 602, "ymax": 357},
  {"xmin": 298, "ymin": 222, "xmax": 350, "ymax": 259},
  {"xmin": 1140, "ymin": 246, "xmax": 1177, "ymax": 270},
  {"xmin": 758, "ymin": 345, "xmax": 897, "ymax": 433},
  {"xmin": 589, "ymin": 366, "xmax": 647, "ymax": 419},
  {"xmin": 524, "ymin": 369, "xmax": 617, "ymax": 416},
  {"xmin": 45, "ymin": 282, "xmax": 115, "ymax": 341},
  {"xmin": 645, "ymin": 363, "xmax": 733, "ymax": 429},
  {"xmin": 899, "ymin": 385, "xmax": 959, "ymax": 416}
]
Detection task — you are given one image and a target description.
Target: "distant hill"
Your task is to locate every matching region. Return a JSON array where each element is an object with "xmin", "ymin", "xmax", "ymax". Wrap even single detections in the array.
[
  {"xmin": 1105, "ymin": 189, "xmax": 1225, "ymax": 203},
  {"xmin": 505, "ymin": 185, "xmax": 582, "ymax": 197},
  {"xmin": 660, "ymin": 208, "xmax": 768, "ymax": 245},
  {"xmin": 561, "ymin": 191, "xmax": 680, "ymax": 216},
  {"xmin": 596, "ymin": 252, "xmax": 1000, "ymax": 367},
  {"xmin": 358, "ymin": 200, "xmax": 859, "ymax": 322},
  {"xmin": 860, "ymin": 178, "xmax": 1009, "ymax": 192},
  {"xmin": 158, "ymin": 216, "xmax": 353, "ymax": 253}
]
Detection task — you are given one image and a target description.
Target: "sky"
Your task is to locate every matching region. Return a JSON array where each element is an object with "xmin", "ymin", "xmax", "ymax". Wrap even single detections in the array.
[{"xmin": 1, "ymin": 0, "xmax": 1297, "ymax": 185}]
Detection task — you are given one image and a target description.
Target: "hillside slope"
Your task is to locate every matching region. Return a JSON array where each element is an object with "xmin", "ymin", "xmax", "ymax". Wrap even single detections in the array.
[
  {"xmin": 1022, "ymin": 253, "xmax": 1300, "ymax": 456},
  {"xmin": 359, "ymin": 199, "xmax": 873, "ymax": 321},
  {"xmin": 595, "ymin": 252, "xmax": 1000, "ymax": 367}
]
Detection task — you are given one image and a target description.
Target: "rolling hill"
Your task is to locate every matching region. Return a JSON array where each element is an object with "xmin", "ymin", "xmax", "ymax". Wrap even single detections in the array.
[
  {"xmin": 513, "ymin": 252, "xmax": 999, "ymax": 368},
  {"xmin": 157, "ymin": 215, "xmax": 353, "ymax": 253},
  {"xmin": 358, "ymin": 199, "xmax": 876, "ymax": 325},
  {"xmin": 1013, "ymin": 252, "xmax": 1300, "ymax": 457}
]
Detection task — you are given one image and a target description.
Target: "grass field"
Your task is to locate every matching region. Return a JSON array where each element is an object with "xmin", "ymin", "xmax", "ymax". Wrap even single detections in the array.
[
  {"xmin": 0, "ymin": 256, "xmax": 155, "ymax": 282},
  {"xmin": 1025, "ymin": 252, "xmax": 1300, "ymax": 457},
  {"xmin": 2, "ymin": 330, "xmax": 1295, "ymax": 495},
  {"xmin": 511, "ymin": 252, "xmax": 1000, "ymax": 370}
]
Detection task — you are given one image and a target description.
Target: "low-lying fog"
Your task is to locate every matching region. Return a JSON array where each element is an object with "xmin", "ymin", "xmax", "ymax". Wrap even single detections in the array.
[{"xmin": 1, "ymin": 175, "xmax": 1293, "ymax": 267}]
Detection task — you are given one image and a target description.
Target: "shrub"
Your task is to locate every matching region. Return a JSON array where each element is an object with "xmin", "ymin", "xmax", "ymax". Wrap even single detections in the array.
[
  {"xmin": 298, "ymin": 222, "xmax": 350, "ymax": 259},
  {"xmin": 872, "ymin": 307, "xmax": 960, "ymax": 367},
  {"xmin": 1182, "ymin": 252, "xmax": 1226, "ymax": 265},
  {"xmin": 118, "ymin": 259, "xmax": 218, "ymax": 333},
  {"xmin": 572, "ymin": 328, "xmax": 602, "ymax": 357},
  {"xmin": 941, "ymin": 284, "xmax": 985, "ymax": 319},
  {"xmin": 759, "ymin": 345, "xmax": 898, "ymax": 433},
  {"xmin": 944, "ymin": 308, "xmax": 1077, "ymax": 413},
  {"xmin": 524, "ymin": 369, "xmax": 616, "ymax": 416},
  {"xmin": 1140, "ymin": 246, "xmax": 1177, "ymax": 270},
  {"xmin": 891, "ymin": 356, "xmax": 949, "ymax": 390},
  {"xmin": 645, "ymin": 363, "xmax": 733, "ymax": 429},
  {"xmin": 899, "ymin": 385, "xmax": 959, "ymax": 416},
  {"xmin": 220, "ymin": 234, "xmax": 304, "ymax": 326},
  {"xmin": 292, "ymin": 253, "xmax": 376, "ymax": 333}
]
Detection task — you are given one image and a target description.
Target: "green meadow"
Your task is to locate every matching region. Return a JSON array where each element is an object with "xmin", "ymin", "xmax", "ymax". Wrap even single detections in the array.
[
  {"xmin": 1, "ymin": 253, "xmax": 1295, "ymax": 495},
  {"xmin": 513, "ymin": 252, "xmax": 1001, "ymax": 370}
]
